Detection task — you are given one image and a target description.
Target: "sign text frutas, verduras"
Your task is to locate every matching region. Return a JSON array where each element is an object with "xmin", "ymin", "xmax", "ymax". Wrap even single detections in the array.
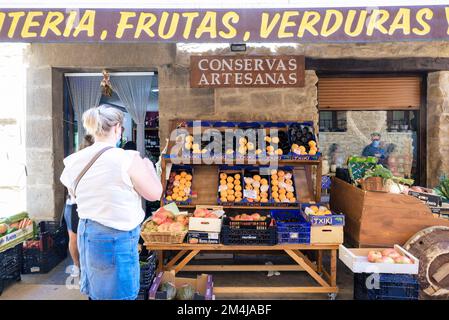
[{"xmin": 1, "ymin": 6, "xmax": 449, "ymax": 42}]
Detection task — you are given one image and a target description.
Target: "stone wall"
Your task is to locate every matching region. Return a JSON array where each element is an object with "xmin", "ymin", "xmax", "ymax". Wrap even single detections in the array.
[
  {"xmin": 0, "ymin": 44, "xmax": 27, "ymax": 216},
  {"xmin": 427, "ymin": 72, "xmax": 449, "ymax": 187},
  {"xmin": 158, "ymin": 62, "xmax": 318, "ymax": 144},
  {"xmin": 23, "ymin": 41, "xmax": 449, "ymax": 220},
  {"xmin": 319, "ymin": 111, "xmax": 415, "ymax": 177}
]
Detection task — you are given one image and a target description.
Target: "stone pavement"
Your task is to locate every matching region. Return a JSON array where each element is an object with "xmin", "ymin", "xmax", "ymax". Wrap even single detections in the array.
[{"xmin": 0, "ymin": 255, "xmax": 354, "ymax": 300}]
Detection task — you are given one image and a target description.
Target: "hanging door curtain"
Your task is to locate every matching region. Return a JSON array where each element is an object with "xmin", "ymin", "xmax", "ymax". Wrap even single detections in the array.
[
  {"xmin": 110, "ymin": 75, "xmax": 153, "ymax": 156},
  {"xmin": 66, "ymin": 76, "xmax": 102, "ymax": 139}
]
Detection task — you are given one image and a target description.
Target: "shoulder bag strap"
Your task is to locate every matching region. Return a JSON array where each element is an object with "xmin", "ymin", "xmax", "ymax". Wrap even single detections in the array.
[{"xmin": 73, "ymin": 146, "xmax": 114, "ymax": 198}]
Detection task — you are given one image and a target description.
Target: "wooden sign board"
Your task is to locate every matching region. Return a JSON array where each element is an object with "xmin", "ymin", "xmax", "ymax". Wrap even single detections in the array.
[{"xmin": 190, "ymin": 55, "xmax": 305, "ymax": 88}]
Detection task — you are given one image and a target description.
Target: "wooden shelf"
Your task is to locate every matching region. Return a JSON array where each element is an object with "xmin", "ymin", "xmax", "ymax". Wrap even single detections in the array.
[
  {"xmin": 176, "ymin": 204, "xmax": 300, "ymax": 210},
  {"xmin": 163, "ymin": 157, "xmax": 321, "ymax": 166}
]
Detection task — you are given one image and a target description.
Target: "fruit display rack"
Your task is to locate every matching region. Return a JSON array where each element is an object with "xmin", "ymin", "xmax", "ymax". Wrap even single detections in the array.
[
  {"xmin": 161, "ymin": 119, "xmax": 323, "ymax": 205},
  {"xmin": 145, "ymin": 119, "xmax": 341, "ymax": 298}
]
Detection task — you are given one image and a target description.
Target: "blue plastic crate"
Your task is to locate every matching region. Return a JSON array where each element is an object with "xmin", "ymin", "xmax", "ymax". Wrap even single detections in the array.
[
  {"xmin": 271, "ymin": 209, "xmax": 311, "ymax": 244},
  {"xmin": 354, "ymin": 273, "xmax": 419, "ymax": 300},
  {"xmin": 277, "ymin": 231, "xmax": 310, "ymax": 244}
]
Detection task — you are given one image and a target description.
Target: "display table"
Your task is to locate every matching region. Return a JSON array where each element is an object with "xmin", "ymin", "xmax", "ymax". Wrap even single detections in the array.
[{"xmin": 144, "ymin": 243, "xmax": 339, "ymax": 297}]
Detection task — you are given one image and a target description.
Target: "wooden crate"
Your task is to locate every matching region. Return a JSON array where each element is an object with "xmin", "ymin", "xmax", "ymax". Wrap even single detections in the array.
[
  {"xmin": 330, "ymin": 178, "xmax": 449, "ymax": 247},
  {"xmin": 311, "ymin": 226, "xmax": 343, "ymax": 244}
]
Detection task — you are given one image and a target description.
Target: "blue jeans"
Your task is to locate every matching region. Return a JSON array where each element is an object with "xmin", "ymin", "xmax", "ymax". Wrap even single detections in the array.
[{"xmin": 77, "ymin": 219, "xmax": 140, "ymax": 300}]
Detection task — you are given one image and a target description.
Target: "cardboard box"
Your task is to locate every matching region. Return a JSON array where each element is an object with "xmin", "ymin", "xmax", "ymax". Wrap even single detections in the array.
[
  {"xmin": 310, "ymin": 225, "xmax": 343, "ymax": 244},
  {"xmin": 339, "ymin": 244, "xmax": 419, "ymax": 274},
  {"xmin": 188, "ymin": 205, "xmax": 224, "ymax": 233},
  {"xmin": 0, "ymin": 224, "xmax": 34, "ymax": 253},
  {"xmin": 149, "ymin": 271, "xmax": 214, "ymax": 300},
  {"xmin": 408, "ymin": 189, "xmax": 442, "ymax": 207},
  {"xmin": 188, "ymin": 231, "xmax": 220, "ymax": 244}
]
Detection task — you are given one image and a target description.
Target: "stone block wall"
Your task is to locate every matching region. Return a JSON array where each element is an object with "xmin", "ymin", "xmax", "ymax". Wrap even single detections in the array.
[
  {"xmin": 20, "ymin": 41, "xmax": 449, "ymax": 220},
  {"xmin": 158, "ymin": 58, "xmax": 318, "ymax": 144},
  {"xmin": 427, "ymin": 72, "xmax": 449, "ymax": 187}
]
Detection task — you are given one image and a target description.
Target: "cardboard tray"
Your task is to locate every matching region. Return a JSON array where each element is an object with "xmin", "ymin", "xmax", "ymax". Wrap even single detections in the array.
[
  {"xmin": 188, "ymin": 205, "xmax": 224, "ymax": 233},
  {"xmin": 149, "ymin": 271, "xmax": 214, "ymax": 300},
  {"xmin": 339, "ymin": 244, "xmax": 419, "ymax": 274},
  {"xmin": 0, "ymin": 224, "xmax": 34, "ymax": 253}
]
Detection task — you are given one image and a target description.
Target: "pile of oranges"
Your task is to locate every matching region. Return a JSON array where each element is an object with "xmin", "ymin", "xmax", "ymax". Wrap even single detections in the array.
[
  {"xmin": 292, "ymin": 140, "xmax": 318, "ymax": 156},
  {"xmin": 271, "ymin": 169, "xmax": 296, "ymax": 203},
  {"xmin": 244, "ymin": 174, "xmax": 270, "ymax": 203},
  {"xmin": 219, "ymin": 172, "xmax": 243, "ymax": 203},
  {"xmin": 165, "ymin": 171, "xmax": 193, "ymax": 202}
]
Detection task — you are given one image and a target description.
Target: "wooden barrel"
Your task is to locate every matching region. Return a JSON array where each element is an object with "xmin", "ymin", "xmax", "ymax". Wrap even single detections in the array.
[{"xmin": 404, "ymin": 226, "xmax": 449, "ymax": 299}]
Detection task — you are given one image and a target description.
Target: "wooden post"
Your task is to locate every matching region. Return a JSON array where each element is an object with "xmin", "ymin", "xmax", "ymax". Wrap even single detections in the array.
[{"xmin": 330, "ymin": 249, "xmax": 337, "ymax": 287}]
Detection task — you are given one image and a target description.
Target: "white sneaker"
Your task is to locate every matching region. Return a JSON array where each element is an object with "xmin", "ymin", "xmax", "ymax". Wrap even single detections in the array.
[{"xmin": 70, "ymin": 265, "xmax": 80, "ymax": 277}]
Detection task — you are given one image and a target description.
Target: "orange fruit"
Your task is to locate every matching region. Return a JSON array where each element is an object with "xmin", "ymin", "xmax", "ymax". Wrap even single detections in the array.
[
  {"xmin": 220, "ymin": 179, "xmax": 227, "ymax": 185},
  {"xmin": 227, "ymin": 183, "xmax": 234, "ymax": 190},
  {"xmin": 272, "ymin": 186, "xmax": 279, "ymax": 192},
  {"xmin": 220, "ymin": 173, "xmax": 227, "ymax": 180},
  {"xmin": 227, "ymin": 176, "xmax": 234, "ymax": 183},
  {"xmin": 260, "ymin": 178, "xmax": 268, "ymax": 185},
  {"xmin": 180, "ymin": 171, "xmax": 187, "ymax": 177},
  {"xmin": 253, "ymin": 175, "xmax": 261, "ymax": 181},
  {"xmin": 234, "ymin": 174, "xmax": 241, "ymax": 180}
]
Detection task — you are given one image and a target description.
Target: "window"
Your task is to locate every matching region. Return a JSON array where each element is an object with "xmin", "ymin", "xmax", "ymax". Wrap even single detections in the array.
[
  {"xmin": 319, "ymin": 111, "xmax": 347, "ymax": 132},
  {"xmin": 386, "ymin": 111, "xmax": 418, "ymax": 132}
]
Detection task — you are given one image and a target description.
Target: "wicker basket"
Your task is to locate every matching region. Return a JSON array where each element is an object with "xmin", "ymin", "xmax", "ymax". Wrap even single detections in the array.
[
  {"xmin": 140, "ymin": 230, "xmax": 187, "ymax": 244},
  {"xmin": 361, "ymin": 177, "xmax": 386, "ymax": 192}
]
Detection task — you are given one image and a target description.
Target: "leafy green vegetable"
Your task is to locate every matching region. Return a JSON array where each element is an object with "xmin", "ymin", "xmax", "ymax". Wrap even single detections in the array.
[
  {"xmin": 434, "ymin": 176, "xmax": 449, "ymax": 201},
  {"xmin": 363, "ymin": 165, "xmax": 414, "ymax": 186}
]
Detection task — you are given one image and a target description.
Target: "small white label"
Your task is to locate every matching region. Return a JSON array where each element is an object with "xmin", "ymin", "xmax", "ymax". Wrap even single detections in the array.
[
  {"xmin": 218, "ymin": 185, "xmax": 228, "ymax": 192},
  {"xmin": 31, "ymin": 267, "xmax": 40, "ymax": 273},
  {"xmin": 244, "ymin": 189, "xmax": 257, "ymax": 199}
]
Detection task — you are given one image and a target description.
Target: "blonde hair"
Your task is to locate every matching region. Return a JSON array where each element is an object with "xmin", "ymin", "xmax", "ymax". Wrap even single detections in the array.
[{"xmin": 82, "ymin": 105, "xmax": 124, "ymax": 137}]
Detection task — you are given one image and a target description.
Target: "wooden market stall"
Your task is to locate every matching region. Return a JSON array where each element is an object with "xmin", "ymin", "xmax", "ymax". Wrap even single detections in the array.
[{"xmin": 143, "ymin": 119, "xmax": 342, "ymax": 298}]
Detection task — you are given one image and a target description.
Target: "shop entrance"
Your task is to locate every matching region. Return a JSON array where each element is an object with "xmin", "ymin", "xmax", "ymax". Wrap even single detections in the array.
[
  {"xmin": 62, "ymin": 72, "xmax": 159, "ymax": 162},
  {"xmin": 317, "ymin": 74, "xmax": 426, "ymax": 185}
]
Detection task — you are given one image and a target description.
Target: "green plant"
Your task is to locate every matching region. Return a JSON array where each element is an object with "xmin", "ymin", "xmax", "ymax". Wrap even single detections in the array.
[{"xmin": 434, "ymin": 175, "xmax": 449, "ymax": 201}]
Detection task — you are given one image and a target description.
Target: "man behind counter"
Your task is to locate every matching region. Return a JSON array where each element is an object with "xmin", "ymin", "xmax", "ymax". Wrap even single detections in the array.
[{"xmin": 362, "ymin": 132, "xmax": 385, "ymax": 159}]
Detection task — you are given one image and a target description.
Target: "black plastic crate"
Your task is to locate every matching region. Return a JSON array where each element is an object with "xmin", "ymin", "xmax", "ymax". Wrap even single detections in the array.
[
  {"xmin": 21, "ymin": 221, "xmax": 68, "ymax": 274},
  {"xmin": 221, "ymin": 225, "xmax": 277, "ymax": 245},
  {"xmin": 354, "ymin": 273, "xmax": 419, "ymax": 300},
  {"xmin": 21, "ymin": 248, "xmax": 65, "ymax": 274},
  {"xmin": 140, "ymin": 252, "xmax": 157, "ymax": 288},
  {"xmin": 0, "ymin": 244, "xmax": 22, "ymax": 295},
  {"xmin": 137, "ymin": 286, "xmax": 150, "ymax": 300}
]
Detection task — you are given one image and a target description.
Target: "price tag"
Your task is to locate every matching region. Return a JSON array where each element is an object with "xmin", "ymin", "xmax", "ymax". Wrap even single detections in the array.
[{"xmin": 244, "ymin": 189, "xmax": 257, "ymax": 199}]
